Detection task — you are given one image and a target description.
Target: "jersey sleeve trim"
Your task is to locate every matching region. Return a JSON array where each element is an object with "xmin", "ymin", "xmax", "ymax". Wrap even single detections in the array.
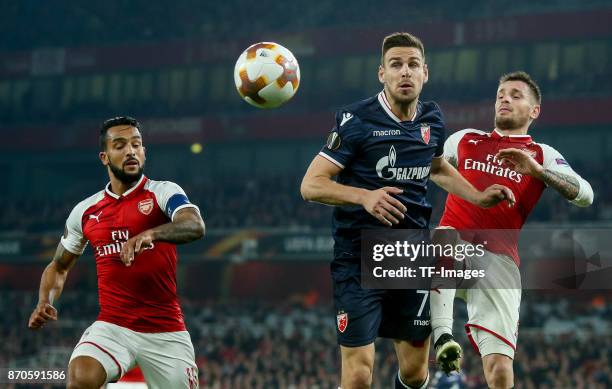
[
  {"xmin": 318, "ymin": 151, "xmax": 345, "ymax": 169},
  {"xmin": 170, "ymin": 204, "xmax": 200, "ymax": 221},
  {"xmin": 166, "ymin": 193, "xmax": 200, "ymax": 221}
]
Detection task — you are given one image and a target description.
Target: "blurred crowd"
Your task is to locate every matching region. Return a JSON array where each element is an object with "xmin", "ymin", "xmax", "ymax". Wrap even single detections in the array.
[
  {"xmin": 2, "ymin": 0, "xmax": 608, "ymax": 52},
  {"xmin": 2, "ymin": 291, "xmax": 610, "ymax": 388}
]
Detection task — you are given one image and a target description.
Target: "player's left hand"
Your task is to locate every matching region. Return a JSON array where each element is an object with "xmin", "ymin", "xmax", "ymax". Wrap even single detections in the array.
[
  {"xmin": 120, "ymin": 231, "xmax": 155, "ymax": 266},
  {"xmin": 496, "ymin": 148, "xmax": 544, "ymax": 177}
]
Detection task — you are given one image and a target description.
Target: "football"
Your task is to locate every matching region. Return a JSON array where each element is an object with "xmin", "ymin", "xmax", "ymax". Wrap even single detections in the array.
[{"xmin": 234, "ymin": 42, "xmax": 300, "ymax": 109}]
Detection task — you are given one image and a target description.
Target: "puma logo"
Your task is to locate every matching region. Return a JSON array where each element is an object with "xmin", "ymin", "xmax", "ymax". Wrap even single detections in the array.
[
  {"xmin": 468, "ymin": 139, "xmax": 482, "ymax": 145},
  {"xmin": 89, "ymin": 211, "xmax": 103, "ymax": 223}
]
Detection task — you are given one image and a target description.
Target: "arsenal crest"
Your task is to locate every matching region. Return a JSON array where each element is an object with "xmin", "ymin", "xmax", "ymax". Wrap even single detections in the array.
[
  {"xmin": 522, "ymin": 148, "xmax": 538, "ymax": 159},
  {"xmin": 337, "ymin": 312, "xmax": 348, "ymax": 333},
  {"xmin": 138, "ymin": 199, "xmax": 154, "ymax": 215},
  {"xmin": 420, "ymin": 125, "xmax": 431, "ymax": 144}
]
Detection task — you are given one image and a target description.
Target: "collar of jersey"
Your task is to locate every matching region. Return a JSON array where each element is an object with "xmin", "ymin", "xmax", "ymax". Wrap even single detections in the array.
[
  {"xmin": 378, "ymin": 91, "xmax": 418, "ymax": 123},
  {"xmin": 105, "ymin": 175, "xmax": 147, "ymax": 200},
  {"xmin": 491, "ymin": 128, "xmax": 532, "ymax": 143}
]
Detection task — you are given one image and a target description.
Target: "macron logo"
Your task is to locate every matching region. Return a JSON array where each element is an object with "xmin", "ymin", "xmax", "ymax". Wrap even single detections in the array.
[
  {"xmin": 340, "ymin": 112, "xmax": 353, "ymax": 127},
  {"xmin": 89, "ymin": 211, "xmax": 103, "ymax": 223},
  {"xmin": 373, "ymin": 129, "xmax": 401, "ymax": 137}
]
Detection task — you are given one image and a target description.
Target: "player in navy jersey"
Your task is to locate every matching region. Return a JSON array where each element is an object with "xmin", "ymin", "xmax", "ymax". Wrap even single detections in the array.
[
  {"xmin": 28, "ymin": 116, "xmax": 204, "ymax": 389},
  {"xmin": 301, "ymin": 33, "xmax": 515, "ymax": 389}
]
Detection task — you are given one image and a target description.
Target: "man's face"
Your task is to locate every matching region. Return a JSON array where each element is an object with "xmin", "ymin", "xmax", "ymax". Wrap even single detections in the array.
[
  {"xmin": 378, "ymin": 47, "xmax": 428, "ymax": 104},
  {"xmin": 495, "ymin": 80, "xmax": 540, "ymax": 130},
  {"xmin": 99, "ymin": 125, "xmax": 146, "ymax": 184}
]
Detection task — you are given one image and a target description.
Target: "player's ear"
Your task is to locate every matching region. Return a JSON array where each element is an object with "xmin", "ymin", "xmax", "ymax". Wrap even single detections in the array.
[
  {"xmin": 530, "ymin": 104, "xmax": 541, "ymax": 120},
  {"xmin": 378, "ymin": 64, "xmax": 385, "ymax": 84},
  {"xmin": 99, "ymin": 151, "xmax": 109, "ymax": 166},
  {"xmin": 423, "ymin": 63, "xmax": 429, "ymax": 84}
]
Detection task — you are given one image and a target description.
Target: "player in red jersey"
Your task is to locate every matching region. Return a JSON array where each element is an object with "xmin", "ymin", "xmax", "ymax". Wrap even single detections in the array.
[
  {"xmin": 28, "ymin": 116, "xmax": 204, "ymax": 389},
  {"xmin": 430, "ymin": 72, "xmax": 593, "ymax": 388}
]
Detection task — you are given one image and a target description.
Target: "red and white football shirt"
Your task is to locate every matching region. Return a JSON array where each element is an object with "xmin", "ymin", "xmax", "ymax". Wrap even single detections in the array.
[
  {"xmin": 60, "ymin": 175, "xmax": 199, "ymax": 332},
  {"xmin": 439, "ymin": 129, "xmax": 590, "ymax": 265}
]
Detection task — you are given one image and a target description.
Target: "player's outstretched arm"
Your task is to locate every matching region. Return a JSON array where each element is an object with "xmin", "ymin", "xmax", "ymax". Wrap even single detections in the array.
[
  {"xmin": 28, "ymin": 243, "xmax": 79, "ymax": 329},
  {"xmin": 430, "ymin": 157, "xmax": 516, "ymax": 208},
  {"xmin": 120, "ymin": 208, "xmax": 205, "ymax": 266},
  {"xmin": 301, "ymin": 155, "xmax": 407, "ymax": 226},
  {"xmin": 496, "ymin": 148, "xmax": 593, "ymax": 207}
]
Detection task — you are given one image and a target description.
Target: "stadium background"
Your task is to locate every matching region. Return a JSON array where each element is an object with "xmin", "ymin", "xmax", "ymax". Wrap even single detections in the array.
[{"xmin": 1, "ymin": 0, "xmax": 611, "ymax": 387}]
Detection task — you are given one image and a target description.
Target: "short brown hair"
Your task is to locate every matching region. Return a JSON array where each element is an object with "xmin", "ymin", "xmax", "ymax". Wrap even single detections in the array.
[
  {"xmin": 499, "ymin": 71, "xmax": 542, "ymax": 104},
  {"xmin": 381, "ymin": 32, "xmax": 425, "ymax": 64}
]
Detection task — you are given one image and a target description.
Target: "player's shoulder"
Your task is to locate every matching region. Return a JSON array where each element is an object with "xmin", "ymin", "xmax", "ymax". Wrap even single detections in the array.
[
  {"xmin": 144, "ymin": 179, "xmax": 187, "ymax": 197},
  {"xmin": 340, "ymin": 94, "xmax": 378, "ymax": 116},
  {"xmin": 416, "ymin": 100, "xmax": 446, "ymax": 127},
  {"xmin": 330, "ymin": 96, "xmax": 377, "ymax": 137},
  {"xmin": 145, "ymin": 179, "xmax": 187, "ymax": 196},
  {"xmin": 145, "ymin": 179, "xmax": 181, "ymax": 191},
  {"xmin": 419, "ymin": 100, "xmax": 443, "ymax": 115},
  {"xmin": 448, "ymin": 128, "xmax": 488, "ymax": 142},
  {"xmin": 533, "ymin": 141, "xmax": 560, "ymax": 155},
  {"xmin": 532, "ymin": 142, "xmax": 570, "ymax": 166},
  {"xmin": 69, "ymin": 189, "xmax": 105, "ymax": 218},
  {"xmin": 336, "ymin": 94, "xmax": 383, "ymax": 123}
]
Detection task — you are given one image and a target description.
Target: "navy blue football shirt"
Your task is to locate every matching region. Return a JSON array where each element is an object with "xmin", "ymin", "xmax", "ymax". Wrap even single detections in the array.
[{"xmin": 319, "ymin": 91, "xmax": 446, "ymax": 259}]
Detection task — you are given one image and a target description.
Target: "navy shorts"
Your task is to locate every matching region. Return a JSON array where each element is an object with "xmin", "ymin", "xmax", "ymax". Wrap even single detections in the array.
[{"xmin": 331, "ymin": 259, "xmax": 431, "ymax": 347}]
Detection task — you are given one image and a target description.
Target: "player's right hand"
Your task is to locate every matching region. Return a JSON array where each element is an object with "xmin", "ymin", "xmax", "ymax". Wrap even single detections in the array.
[
  {"xmin": 28, "ymin": 302, "xmax": 58, "ymax": 330},
  {"xmin": 361, "ymin": 187, "xmax": 407, "ymax": 226},
  {"xmin": 478, "ymin": 184, "xmax": 516, "ymax": 208}
]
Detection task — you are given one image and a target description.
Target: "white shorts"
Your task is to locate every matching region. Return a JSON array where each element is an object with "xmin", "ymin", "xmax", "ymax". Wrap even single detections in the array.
[
  {"xmin": 459, "ymin": 249, "xmax": 521, "ymax": 359},
  {"xmin": 69, "ymin": 321, "xmax": 199, "ymax": 389}
]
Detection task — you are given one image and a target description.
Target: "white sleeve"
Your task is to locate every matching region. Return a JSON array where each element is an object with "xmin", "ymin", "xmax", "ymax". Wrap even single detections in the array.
[
  {"xmin": 148, "ymin": 180, "xmax": 200, "ymax": 221},
  {"xmin": 59, "ymin": 202, "xmax": 89, "ymax": 255},
  {"xmin": 540, "ymin": 144, "xmax": 594, "ymax": 207},
  {"xmin": 443, "ymin": 129, "xmax": 482, "ymax": 167}
]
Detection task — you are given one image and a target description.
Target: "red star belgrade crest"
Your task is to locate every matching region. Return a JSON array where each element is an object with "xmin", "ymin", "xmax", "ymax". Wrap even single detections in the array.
[
  {"xmin": 337, "ymin": 312, "xmax": 348, "ymax": 333},
  {"xmin": 421, "ymin": 125, "xmax": 431, "ymax": 144},
  {"xmin": 138, "ymin": 199, "xmax": 154, "ymax": 215}
]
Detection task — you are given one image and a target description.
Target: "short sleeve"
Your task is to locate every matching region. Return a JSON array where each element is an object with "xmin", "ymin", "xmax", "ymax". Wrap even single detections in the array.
[
  {"xmin": 149, "ymin": 181, "xmax": 200, "ymax": 221},
  {"xmin": 60, "ymin": 203, "xmax": 89, "ymax": 255},
  {"xmin": 318, "ymin": 110, "xmax": 363, "ymax": 169},
  {"xmin": 540, "ymin": 144, "xmax": 594, "ymax": 207},
  {"xmin": 433, "ymin": 105, "xmax": 447, "ymax": 158},
  {"xmin": 443, "ymin": 129, "xmax": 483, "ymax": 166}
]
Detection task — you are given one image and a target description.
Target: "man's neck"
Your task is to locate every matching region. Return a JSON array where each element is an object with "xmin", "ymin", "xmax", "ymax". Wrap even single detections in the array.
[
  {"xmin": 494, "ymin": 126, "xmax": 529, "ymax": 136},
  {"xmin": 384, "ymin": 89, "xmax": 417, "ymax": 121},
  {"xmin": 109, "ymin": 176, "xmax": 140, "ymax": 196}
]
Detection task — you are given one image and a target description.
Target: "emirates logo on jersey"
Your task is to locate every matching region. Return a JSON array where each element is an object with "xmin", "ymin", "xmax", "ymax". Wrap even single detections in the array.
[
  {"xmin": 337, "ymin": 312, "xmax": 348, "ymax": 333},
  {"xmin": 421, "ymin": 125, "xmax": 430, "ymax": 144},
  {"xmin": 138, "ymin": 199, "xmax": 154, "ymax": 215},
  {"xmin": 464, "ymin": 154, "xmax": 523, "ymax": 183}
]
